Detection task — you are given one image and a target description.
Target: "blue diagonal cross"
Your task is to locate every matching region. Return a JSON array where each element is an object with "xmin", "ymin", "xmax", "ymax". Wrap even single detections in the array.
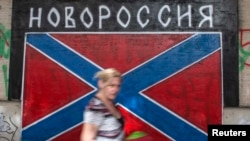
[{"xmin": 23, "ymin": 33, "xmax": 221, "ymax": 141}]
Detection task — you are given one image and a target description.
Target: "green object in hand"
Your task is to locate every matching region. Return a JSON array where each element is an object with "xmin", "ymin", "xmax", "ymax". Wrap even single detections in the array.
[{"xmin": 126, "ymin": 131, "xmax": 147, "ymax": 140}]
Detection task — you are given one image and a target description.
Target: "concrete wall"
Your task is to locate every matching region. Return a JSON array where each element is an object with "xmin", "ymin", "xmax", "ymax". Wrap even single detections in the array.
[
  {"xmin": 223, "ymin": 108, "xmax": 250, "ymax": 124},
  {"xmin": 0, "ymin": 0, "xmax": 11, "ymax": 100},
  {"xmin": 0, "ymin": 0, "xmax": 249, "ymax": 140},
  {"xmin": 239, "ymin": 0, "xmax": 250, "ymax": 106}
]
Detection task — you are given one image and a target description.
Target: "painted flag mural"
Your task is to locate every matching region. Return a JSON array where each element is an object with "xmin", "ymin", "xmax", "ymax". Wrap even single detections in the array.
[{"xmin": 21, "ymin": 32, "xmax": 222, "ymax": 140}]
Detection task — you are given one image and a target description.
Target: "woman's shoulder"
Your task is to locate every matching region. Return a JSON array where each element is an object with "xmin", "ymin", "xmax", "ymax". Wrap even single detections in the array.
[{"xmin": 86, "ymin": 97, "xmax": 106, "ymax": 111}]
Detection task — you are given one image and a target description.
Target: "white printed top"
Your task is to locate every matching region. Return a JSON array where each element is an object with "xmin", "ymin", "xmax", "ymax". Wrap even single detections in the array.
[{"xmin": 83, "ymin": 97, "xmax": 125, "ymax": 141}]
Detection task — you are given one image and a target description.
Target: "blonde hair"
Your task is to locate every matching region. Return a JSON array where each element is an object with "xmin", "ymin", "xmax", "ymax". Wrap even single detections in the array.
[{"xmin": 94, "ymin": 68, "xmax": 122, "ymax": 83}]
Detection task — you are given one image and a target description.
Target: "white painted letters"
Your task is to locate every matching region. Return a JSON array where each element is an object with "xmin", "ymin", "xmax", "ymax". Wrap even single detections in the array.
[
  {"xmin": 65, "ymin": 6, "xmax": 76, "ymax": 28},
  {"xmin": 99, "ymin": 5, "xmax": 111, "ymax": 29},
  {"xmin": 80, "ymin": 8, "xmax": 93, "ymax": 29},
  {"xmin": 199, "ymin": 5, "xmax": 213, "ymax": 28},
  {"xmin": 28, "ymin": 4, "xmax": 215, "ymax": 29},
  {"xmin": 47, "ymin": 7, "xmax": 60, "ymax": 27},
  {"xmin": 137, "ymin": 5, "xmax": 150, "ymax": 28},
  {"xmin": 158, "ymin": 5, "xmax": 171, "ymax": 28},
  {"xmin": 177, "ymin": 5, "xmax": 192, "ymax": 27},
  {"xmin": 29, "ymin": 8, "xmax": 42, "ymax": 28}
]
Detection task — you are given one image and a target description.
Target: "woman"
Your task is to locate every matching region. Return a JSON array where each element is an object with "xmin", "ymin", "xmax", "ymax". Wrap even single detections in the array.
[{"xmin": 80, "ymin": 68, "xmax": 125, "ymax": 141}]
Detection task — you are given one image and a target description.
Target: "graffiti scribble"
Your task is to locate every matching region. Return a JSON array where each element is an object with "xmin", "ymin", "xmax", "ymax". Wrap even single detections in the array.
[
  {"xmin": 0, "ymin": 23, "xmax": 11, "ymax": 97},
  {"xmin": 239, "ymin": 29, "xmax": 250, "ymax": 71},
  {"xmin": 0, "ymin": 113, "xmax": 18, "ymax": 141},
  {"xmin": 0, "ymin": 24, "xmax": 11, "ymax": 59}
]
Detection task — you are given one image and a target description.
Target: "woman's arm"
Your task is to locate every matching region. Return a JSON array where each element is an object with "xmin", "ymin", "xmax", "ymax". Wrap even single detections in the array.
[{"xmin": 80, "ymin": 123, "xmax": 98, "ymax": 141}]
